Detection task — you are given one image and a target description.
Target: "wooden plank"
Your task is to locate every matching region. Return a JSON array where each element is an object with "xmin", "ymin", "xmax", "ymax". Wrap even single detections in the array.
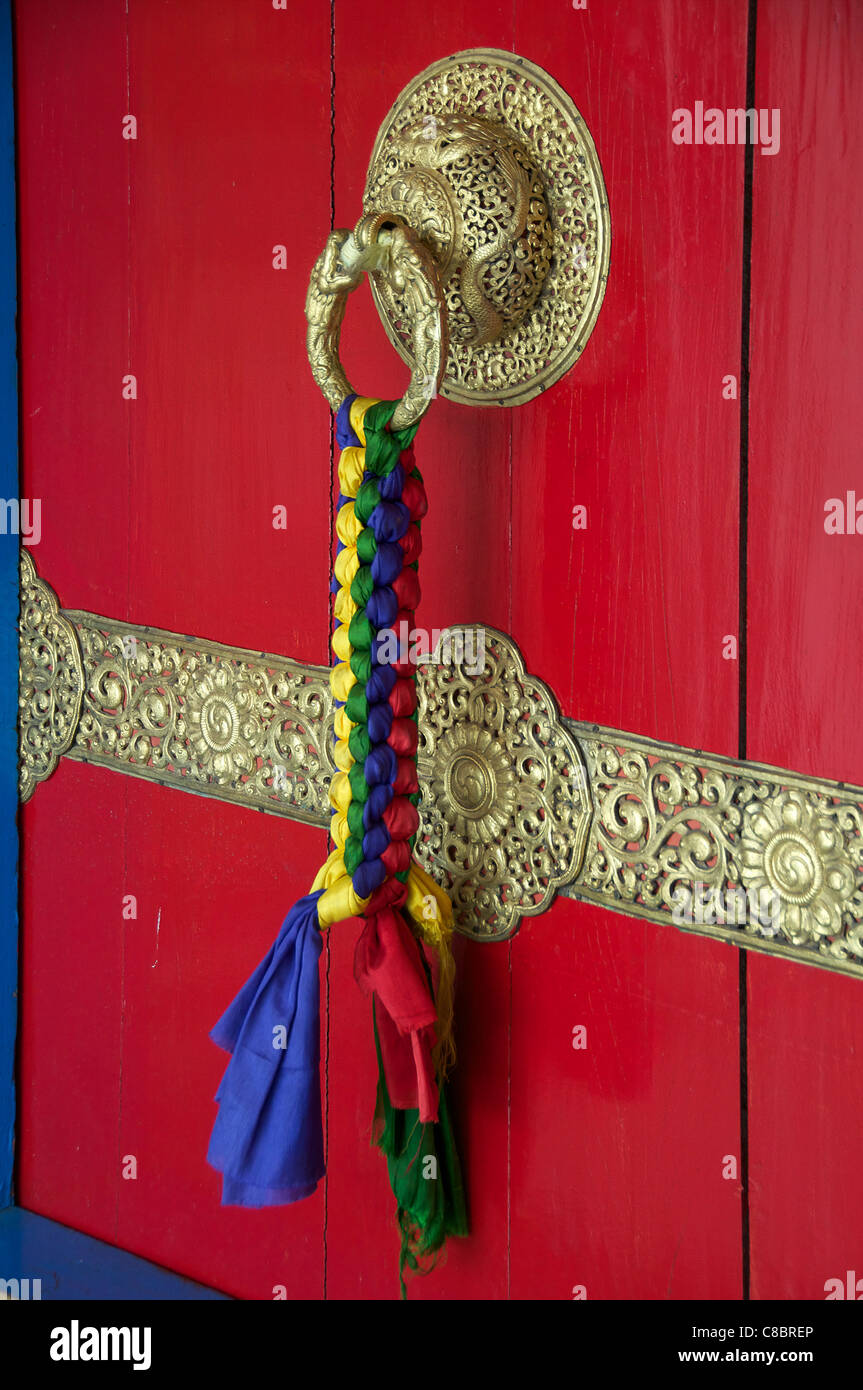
[
  {"xmin": 14, "ymin": 0, "xmax": 128, "ymax": 1244},
  {"xmin": 746, "ymin": 0, "xmax": 863, "ymax": 1301},
  {"xmin": 508, "ymin": 0, "xmax": 748, "ymax": 1298},
  {"xmin": 14, "ymin": 0, "xmax": 333, "ymax": 1298},
  {"xmin": 116, "ymin": 0, "xmax": 332, "ymax": 1298},
  {"xmin": 117, "ymin": 784, "xmax": 328, "ymax": 1298},
  {"xmin": 123, "ymin": 0, "xmax": 333, "ymax": 662}
]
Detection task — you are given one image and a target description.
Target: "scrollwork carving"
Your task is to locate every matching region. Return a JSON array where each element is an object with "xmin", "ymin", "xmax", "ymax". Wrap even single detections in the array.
[
  {"xmin": 364, "ymin": 49, "xmax": 610, "ymax": 406},
  {"xmin": 569, "ymin": 728, "xmax": 863, "ymax": 975},
  {"xmin": 415, "ymin": 626, "xmax": 593, "ymax": 940},
  {"xmin": 18, "ymin": 550, "xmax": 84, "ymax": 801},
  {"xmin": 66, "ymin": 616, "xmax": 336, "ymax": 826}
]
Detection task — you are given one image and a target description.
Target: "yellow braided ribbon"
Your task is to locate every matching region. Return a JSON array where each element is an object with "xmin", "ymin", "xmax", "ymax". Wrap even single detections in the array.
[{"xmin": 309, "ymin": 396, "xmax": 456, "ymax": 1077}]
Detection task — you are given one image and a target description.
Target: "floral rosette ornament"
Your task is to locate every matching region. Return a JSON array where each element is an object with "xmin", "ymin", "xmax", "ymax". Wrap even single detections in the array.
[{"xmin": 207, "ymin": 395, "xmax": 467, "ymax": 1295}]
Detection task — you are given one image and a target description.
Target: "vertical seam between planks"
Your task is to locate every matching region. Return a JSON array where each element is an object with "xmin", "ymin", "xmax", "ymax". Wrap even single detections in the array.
[
  {"xmin": 8, "ymin": 0, "xmax": 22, "ymax": 1210},
  {"xmin": 506, "ymin": 388, "xmax": 513, "ymax": 1300},
  {"xmin": 124, "ymin": 0, "xmax": 132, "ymax": 625},
  {"xmin": 506, "ymin": 936, "xmax": 512, "ymax": 1300},
  {"xmin": 116, "ymin": 0, "xmax": 133, "ymax": 1246},
  {"xmin": 506, "ymin": 0, "xmax": 514, "ymax": 1263},
  {"xmin": 322, "ymin": 0, "xmax": 336, "ymax": 1304},
  {"xmin": 506, "ymin": 0, "xmax": 515, "ymax": 1293},
  {"xmin": 738, "ymin": 0, "xmax": 758, "ymax": 1305}
]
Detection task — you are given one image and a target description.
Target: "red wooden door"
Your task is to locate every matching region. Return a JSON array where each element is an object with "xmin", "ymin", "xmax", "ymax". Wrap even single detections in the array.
[{"xmin": 13, "ymin": 0, "xmax": 863, "ymax": 1302}]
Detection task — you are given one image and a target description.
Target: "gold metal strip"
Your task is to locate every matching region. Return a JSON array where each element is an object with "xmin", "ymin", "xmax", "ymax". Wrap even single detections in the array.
[
  {"xmin": 19, "ymin": 554, "xmax": 863, "ymax": 975},
  {"xmin": 65, "ymin": 610, "xmax": 335, "ymax": 828},
  {"xmin": 566, "ymin": 725, "xmax": 863, "ymax": 979},
  {"xmin": 18, "ymin": 551, "xmax": 84, "ymax": 801}
]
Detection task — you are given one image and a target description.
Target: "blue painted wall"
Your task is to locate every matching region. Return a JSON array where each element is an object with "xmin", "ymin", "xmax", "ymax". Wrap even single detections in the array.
[{"xmin": 0, "ymin": 0, "xmax": 18, "ymax": 1210}]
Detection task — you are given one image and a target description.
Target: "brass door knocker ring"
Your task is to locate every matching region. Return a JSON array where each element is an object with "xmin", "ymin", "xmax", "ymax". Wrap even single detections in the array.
[{"xmin": 305, "ymin": 210, "xmax": 446, "ymax": 430}]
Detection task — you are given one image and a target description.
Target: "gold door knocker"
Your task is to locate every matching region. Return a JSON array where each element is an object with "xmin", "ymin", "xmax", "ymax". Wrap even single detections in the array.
[
  {"xmin": 306, "ymin": 210, "xmax": 446, "ymax": 430},
  {"xmin": 305, "ymin": 49, "xmax": 611, "ymax": 419}
]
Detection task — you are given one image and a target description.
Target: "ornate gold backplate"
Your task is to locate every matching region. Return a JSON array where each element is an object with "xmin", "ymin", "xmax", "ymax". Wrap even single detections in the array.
[
  {"xmin": 363, "ymin": 49, "xmax": 611, "ymax": 407},
  {"xmin": 415, "ymin": 627, "xmax": 592, "ymax": 938},
  {"xmin": 18, "ymin": 550, "xmax": 84, "ymax": 802},
  {"xmin": 19, "ymin": 554, "xmax": 863, "ymax": 979}
]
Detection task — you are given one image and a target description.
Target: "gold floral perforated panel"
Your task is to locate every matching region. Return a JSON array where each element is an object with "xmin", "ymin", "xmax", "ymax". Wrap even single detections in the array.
[{"xmin": 19, "ymin": 552, "xmax": 863, "ymax": 975}]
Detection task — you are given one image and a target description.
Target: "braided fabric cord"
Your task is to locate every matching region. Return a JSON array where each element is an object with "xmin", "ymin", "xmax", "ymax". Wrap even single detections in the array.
[
  {"xmin": 208, "ymin": 393, "xmax": 466, "ymax": 1296},
  {"xmin": 312, "ymin": 395, "xmax": 456, "ymax": 1084}
]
